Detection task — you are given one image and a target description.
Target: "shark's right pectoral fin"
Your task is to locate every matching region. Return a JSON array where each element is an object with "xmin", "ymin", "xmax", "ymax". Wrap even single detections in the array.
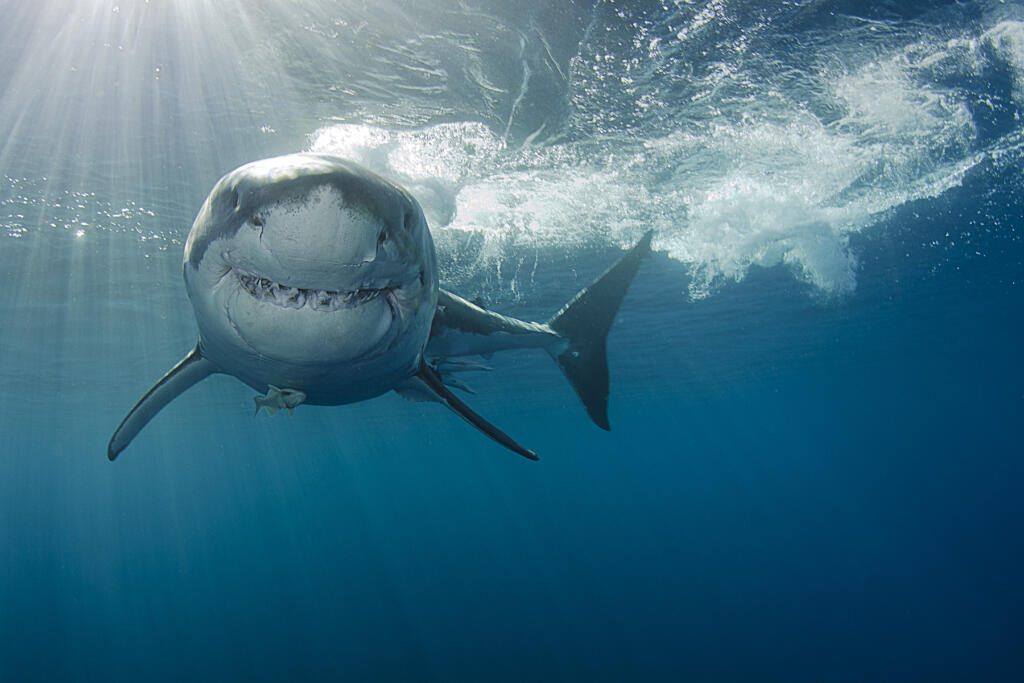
[
  {"xmin": 408, "ymin": 362, "xmax": 539, "ymax": 461},
  {"xmin": 108, "ymin": 343, "xmax": 218, "ymax": 461}
]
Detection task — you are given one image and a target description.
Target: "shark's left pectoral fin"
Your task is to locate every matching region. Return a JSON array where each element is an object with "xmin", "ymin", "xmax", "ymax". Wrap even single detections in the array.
[
  {"xmin": 409, "ymin": 363, "xmax": 538, "ymax": 461},
  {"xmin": 108, "ymin": 343, "xmax": 218, "ymax": 461}
]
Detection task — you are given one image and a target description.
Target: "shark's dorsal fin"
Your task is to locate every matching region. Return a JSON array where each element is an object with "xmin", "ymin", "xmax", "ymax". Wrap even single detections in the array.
[
  {"xmin": 108, "ymin": 343, "xmax": 218, "ymax": 460},
  {"xmin": 414, "ymin": 362, "xmax": 538, "ymax": 460}
]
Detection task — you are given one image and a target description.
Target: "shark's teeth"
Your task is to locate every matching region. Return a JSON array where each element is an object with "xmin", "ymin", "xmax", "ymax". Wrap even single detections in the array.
[{"xmin": 234, "ymin": 270, "xmax": 386, "ymax": 312}]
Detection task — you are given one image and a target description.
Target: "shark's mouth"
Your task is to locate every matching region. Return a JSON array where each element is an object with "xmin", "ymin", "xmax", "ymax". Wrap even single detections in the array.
[{"xmin": 234, "ymin": 269, "xmax": 399, "ymax": 314}]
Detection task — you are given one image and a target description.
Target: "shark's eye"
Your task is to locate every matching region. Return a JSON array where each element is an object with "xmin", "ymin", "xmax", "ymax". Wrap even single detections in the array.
[
  {"xmin": 377, "ymin": 229, "xmax": 388, "ymax": 245},
  {"xmin": 252, "ymin": 216, "xmax": 264, "ymax": 228}
]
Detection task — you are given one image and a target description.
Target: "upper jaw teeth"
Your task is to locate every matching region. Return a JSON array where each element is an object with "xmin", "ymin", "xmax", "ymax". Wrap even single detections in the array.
[{"xmin": 235, "ymin": 271, "xmax": 388, "ymax": 311}]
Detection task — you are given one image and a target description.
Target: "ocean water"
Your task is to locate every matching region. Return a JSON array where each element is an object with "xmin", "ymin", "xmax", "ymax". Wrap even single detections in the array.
[{"xmin": 2, "ymin": 0, "xmax": 1023, "ymax": 681}]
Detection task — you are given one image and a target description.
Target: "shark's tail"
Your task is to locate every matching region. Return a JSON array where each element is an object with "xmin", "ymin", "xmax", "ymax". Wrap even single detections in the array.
[{"xmin": 547, "ymin": 230, "xmax": 654, "ymax": 430}]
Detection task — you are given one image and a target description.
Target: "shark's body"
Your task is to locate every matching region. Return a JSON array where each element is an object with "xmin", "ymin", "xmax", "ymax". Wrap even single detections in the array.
[{"xmin": 108, "ymin": 154, "xmax": 652, "ymax": 461}]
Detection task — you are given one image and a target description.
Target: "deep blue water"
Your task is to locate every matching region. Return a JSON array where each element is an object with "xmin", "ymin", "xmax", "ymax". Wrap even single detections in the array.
[{"xmin": 2, "ymin": 1, "xmax": 1024, "ymax": 681}]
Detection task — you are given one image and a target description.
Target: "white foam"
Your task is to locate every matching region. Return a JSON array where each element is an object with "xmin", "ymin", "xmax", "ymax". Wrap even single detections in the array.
[
  {"xmin": 984, "ymin": 21, "xmax": 1024, "ymax": 102},
  {"xmin": 307, "ymin": 26, "xmax": 999, "ymax": 300},
  {"xmin": 662, "ymin": 173, "xmax": 861, "ymax": 298},
  {"xmin": 310, "ymin": 122, "xmax": 506, "ymax": 187}
]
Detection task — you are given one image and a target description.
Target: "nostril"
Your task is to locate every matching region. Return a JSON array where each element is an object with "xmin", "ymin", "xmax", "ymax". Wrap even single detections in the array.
[{"xmin": 377, "ymin": 229, "xmax": 388, "ymax": 246}]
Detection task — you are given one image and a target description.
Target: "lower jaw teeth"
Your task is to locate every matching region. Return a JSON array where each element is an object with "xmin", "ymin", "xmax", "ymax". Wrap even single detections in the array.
[{"xmin": 236, "ymin": 271, "xmax": 384, "ymax": 311}]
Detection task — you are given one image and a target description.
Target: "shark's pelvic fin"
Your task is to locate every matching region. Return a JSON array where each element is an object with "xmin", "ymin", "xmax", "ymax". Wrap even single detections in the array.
[
  {"xmin": 415, "ymin": 362, "xmax": 538, "ymax": 460},
  {"xmin": 548, "ymin": 230, "xmax": 654, "ymax": 430},
  {"xmin": 108, "ymin": 343, "xmax": 218, "ymax": 461}
]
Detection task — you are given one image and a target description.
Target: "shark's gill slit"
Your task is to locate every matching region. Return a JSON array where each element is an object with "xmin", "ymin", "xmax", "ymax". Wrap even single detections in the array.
[{"xmin": 233, "ymin": 268, "xmax": 390, "ymax": 312}]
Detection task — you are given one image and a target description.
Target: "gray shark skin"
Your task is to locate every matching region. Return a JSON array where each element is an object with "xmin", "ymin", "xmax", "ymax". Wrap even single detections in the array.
[{"xmin": 108, "ymin": 153, "xmax": 653, "ymax": 462}]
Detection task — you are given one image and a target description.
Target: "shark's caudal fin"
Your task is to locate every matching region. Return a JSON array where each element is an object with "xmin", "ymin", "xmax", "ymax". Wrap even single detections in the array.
[
  {"xmin": 548, "ymin": 230, "xmax": 654, "ymax": 430},
  {"xmin": 108, "ymin": 343, "xmax": 217, "ymax": 461}
]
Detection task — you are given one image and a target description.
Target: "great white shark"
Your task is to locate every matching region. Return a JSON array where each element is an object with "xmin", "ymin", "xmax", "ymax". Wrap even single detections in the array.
[{"xmin": 108, "ymin": 153, "xmax": 653, "ymax": 461}]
